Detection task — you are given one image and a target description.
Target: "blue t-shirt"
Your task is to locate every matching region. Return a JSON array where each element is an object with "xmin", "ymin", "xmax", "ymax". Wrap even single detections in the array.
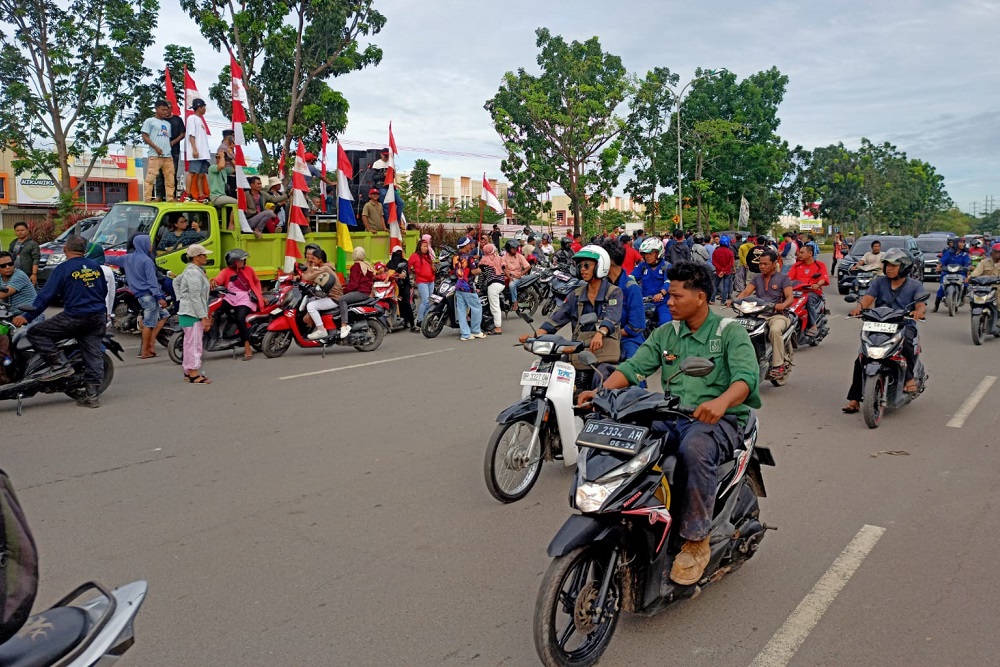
[
  {"xmin": 25, "ymin": 257, "xmax": 108, "ymax": 322},
  {"xmin": 0, "ymin": 268, "xmax": 37, "ymax": 314},
  {"xmin": 141, "ymin": 116, "xmax": 173, "ymax": 157},
  {"xmin": 865, "ymin": 276, "xmax": 925, "ymax": 329}
]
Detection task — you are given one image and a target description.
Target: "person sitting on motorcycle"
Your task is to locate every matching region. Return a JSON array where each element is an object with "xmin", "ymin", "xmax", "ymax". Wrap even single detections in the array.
[
  {"xmin": 501, "ymin": 240, "xmax": 531, "ymax": 310},
  {"xmin": 578, "ymin": 260, "xmax": 760, "ymax": 586},
  {"xmin": 553, "ymin": 237, "xmax": 575, "ymax": 268},
  {"xmin": 386, "ymin": 247, "xmax": 417, "ymax": 332},
  {"xmin": 735, "ymin": 249, "xmax": 795, "ymax": 378},
  {"xmin": 934, "ymin": 236, "xmax": 971, "ymax": 312},
  {"xmin": 520, "ymin": 245, "xmax": 623, "ymax": 374},
  {"xmin": 852, "ymin": 239, "xmax": 885, "ymax": 274},
  {"xmin": 211, "ymin": 249, "xmax": 264, "ymax": 360},
  {"xmin": 302, "ymin": 247, "xmax": 344, "ymax": 340},
  {"xmin": 0, "ymin": 251, "xmax": 38, "ymax": 316},
  {"xmin": 969, "ymin": 238, "xmax": 986, "ymax": 257},
  {"xmin": 970, "ymin": 242, "xmax": 1000, "ymax": 324},
  {"xmin": 843, "ymin": 248, "xmax": 927, "ymax": 413},
  {"xmin": 106, "ymin": 234, "xmax": 169, "ymax": 360},
  {"xmin": 786, "ymin": 244, "xmax": 830, "ymax": 337},
  {"xmin": 336, "ymin": 246, "xmax": 376, "ymax": 339},
  {"xmin": 600, "ymin": 238, "xmax": 645, "ymax": 360},
  {"xmin": 631, "ymin": 237, "xmax": 672, "ymax": 327}
]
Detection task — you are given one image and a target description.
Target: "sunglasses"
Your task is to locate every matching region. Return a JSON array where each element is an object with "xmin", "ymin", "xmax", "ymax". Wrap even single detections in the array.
[{"xmin": 0, "ymin": 263, "xmax": 13, "ymax": 268}]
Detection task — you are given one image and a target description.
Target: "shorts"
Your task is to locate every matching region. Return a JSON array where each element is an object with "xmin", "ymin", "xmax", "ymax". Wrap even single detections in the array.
[
  {"xmin": 188, "ymin": 159, "xmax": 209, "ymax": 174},
  {"xmin": 138, "ymin": 294, "xmax": 169, "ymax": 327}
]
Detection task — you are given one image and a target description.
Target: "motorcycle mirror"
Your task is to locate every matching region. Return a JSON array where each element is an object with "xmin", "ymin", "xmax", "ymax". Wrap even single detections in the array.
[
  {"xmin": 844, "ymin": 294, "xmax": 858, "ymax": 303},
  {"xmin": 679, "ymin": 356, "xmax": 715, "ymax": 377},
  {"xmin": 578, "ymin": 350, "xmax": 598, "ymax": 367},
  {"xmin": 579, "ymin": 313, "xmax": 599, "ymax": 326},
  {"xmin": 914, "ymin": 292, "xmax": 930, "ymax": 303},
  {"xmin": 519, "ymin": 311, "xmax": 538, "ymax": 336}
]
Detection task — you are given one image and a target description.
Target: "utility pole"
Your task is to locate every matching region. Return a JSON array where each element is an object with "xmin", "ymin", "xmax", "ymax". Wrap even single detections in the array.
[{"xmin": 972, "ymin": 202, "xmax": 979, "ymax": 217}]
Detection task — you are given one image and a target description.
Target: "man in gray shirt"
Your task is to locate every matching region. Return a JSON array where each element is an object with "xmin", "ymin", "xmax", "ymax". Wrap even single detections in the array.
[
  {"xmin": 142, "ymin": 101, "xmax": 176, "ymax": 202},
  {"xmin": 734, "ymin": 249, "xmax": 795, "ymax": 377}
]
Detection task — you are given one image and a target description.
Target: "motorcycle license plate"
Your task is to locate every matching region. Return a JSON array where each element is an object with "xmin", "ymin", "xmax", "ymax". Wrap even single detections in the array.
[
  {"xmin": 735, "ymin": 316, "xmax": 757, "ymax": 329},
  {"xmin": 430, "ymin": 294, "xmax": 443, "ymax": 303},
  {"xmin": 862, "ymin": 321, "xmax": 898, "ymax": 333},
  {"xmin": 520, "ymin": 371, "xmax": 550, "ymax": 387},
  {"xmin": 576, "ymin": 420, "xmax": 649, "ymax": 454}
]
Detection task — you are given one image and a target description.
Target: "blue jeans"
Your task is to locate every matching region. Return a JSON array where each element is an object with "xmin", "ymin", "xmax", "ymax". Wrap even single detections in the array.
[
  {"xmin": 416, "ymin": 282, "xmax": 433, "ymax": 322},
  {"xmin": 378, "ymin": 187, "xmax": 405, "ymax": 221},
  {"xmin": 137, "ymin": 294, "xmax": 169, "ymax": 327},
  {"xmin": 713, "ymin": 274, "xmax": 733, "ymax": 303},
  {"xmin": 454, "ymin": 291, "xmax": 482, "ymax": 338},
  {"xmin": 509, "ymin": 277, "xmax": 523, "ymax": 303}
]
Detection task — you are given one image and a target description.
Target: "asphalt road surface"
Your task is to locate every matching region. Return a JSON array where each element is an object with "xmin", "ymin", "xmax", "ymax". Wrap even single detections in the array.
[{"xmin": 5, "ymin": 263, "xmax": 1000, "ymax": 666}]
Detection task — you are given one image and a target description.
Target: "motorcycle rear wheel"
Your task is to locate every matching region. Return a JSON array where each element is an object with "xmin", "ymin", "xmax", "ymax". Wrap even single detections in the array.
[
  {"xmin": 541, "ymin": 296, "xmax": 556, "ymax": 317},
  {"xmin": 64, "ymin": 353, "xmax": 115, "ymax": 399},
  {"xmin": 167, "ymin": 331, "xmax": 185, "ymax": 365},
  {"xmin": 863, "ymin": 375, "xmax": 886, "ymax": 429},
  {"xmin": 261, "ymin": 330, "xmax": 293, "ymax": 358},
  {"xmin": 484, "ymin": 419, "xmax": 543, "ymax": 503},
  {"xmin": 534, "ymin": 544, "xmax": 621, "ymax": 667},
  {"xmin": 520, "ymin": 289, "xmax": 540, "ymax": 316},
  {"xmin": 353, "ymin": 320, "xmax": 386, "ymax": 352},
  {"xmin": 421, "ymin": 311, "xmax": 445, "ymax": 338}
]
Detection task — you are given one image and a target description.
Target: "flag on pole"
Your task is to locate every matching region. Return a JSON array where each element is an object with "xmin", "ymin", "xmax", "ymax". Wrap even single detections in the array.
[
  {"xmin": 164, "ymin": 67, "xmax": 180, "ymax": 117},
  {"xmin": 230, "ymin": 53, "xmax": 248, "ymax": 124},
  {"xmin": 282, "ymin": 140, "xmax": 312, "ymax": 273},
  {"xmin": 738, "ymin": 196, "xmax": 750, "ymax": 228},
  {"xmin": 319, "ymin": 123, "xmax": 328, "ymax": 213},
  {"xmin": 336, "ymin": 143, "xmax": 356, "ymax": 274},
  {"xmin": 229, "ymin": 54, "xmax": 252, "ymax": 233},
  {"xmin": 481, "ymin": 175, "xmax": 505, "ymax": 215},
  {"xmin": 183, "ymin": 68, "xmax": 210, "ymax": 136},
  {"xmin": 385, "ymin": 123, "xmax": 402, "ymax": 252}
]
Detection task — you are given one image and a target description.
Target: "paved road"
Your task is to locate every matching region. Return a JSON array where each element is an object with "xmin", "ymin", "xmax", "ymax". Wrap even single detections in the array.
[{"xmin": 5, "ymin": 267, "xmax": 1000, "ymax": 666}]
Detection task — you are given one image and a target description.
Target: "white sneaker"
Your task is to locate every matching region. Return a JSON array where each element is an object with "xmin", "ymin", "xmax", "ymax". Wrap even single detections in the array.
[
  {"xmin": 339, "ymin": 325, "xmax": 352, "ymax": 339},
  {"xmin": 472, "ymin": 332, "xmax": 487, "ymax": 339},
  {"xmin": 307, "ymin": 328, "xmax": 328, "ymax": 341}
]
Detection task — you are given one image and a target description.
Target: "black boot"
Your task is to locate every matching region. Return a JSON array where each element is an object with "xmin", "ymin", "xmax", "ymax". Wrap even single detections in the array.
[
  {"xmin": 76, "ymin": 383, "xmax": 100, "ymax": 408},
  {"xmin": 933, "ymin": 297, "xmax": 940, "ymax": 313},
  {"xmin": 33, "ymin": 354, "xmax": 74, "ymax": 382}
]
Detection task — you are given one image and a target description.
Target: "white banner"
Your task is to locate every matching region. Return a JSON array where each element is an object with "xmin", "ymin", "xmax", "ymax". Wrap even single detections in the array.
[
  {"xmin": 15, "ymin": 173, "xmax": 60, "ymax": 205},
  {"xmin": 738, "ymin": 196, "xmax": 750, "ymax": 228}
]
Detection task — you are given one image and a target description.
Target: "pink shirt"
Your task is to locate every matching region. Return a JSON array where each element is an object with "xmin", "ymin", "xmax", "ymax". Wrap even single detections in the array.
[{"xmin": 224, "ymin": 275, "xmax": 255, "ymax": 309}]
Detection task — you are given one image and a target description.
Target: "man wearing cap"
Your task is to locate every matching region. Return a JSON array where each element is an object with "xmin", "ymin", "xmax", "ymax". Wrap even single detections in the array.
[
  {"xmin": 362, "ymin": 188, "xmax": 387, "ymax": 233},
  {"xmin": 268, "ymin": 177, "xmax": 287, "ymax": 229},
  {"xmin": 185, "ymin": 98, "xmax": 211, "ymax": 202},
  {"xmin": 141, "ymin": 100, "xmax": 176, "ymax": 202},
  {"xmin": 173, "ymin": 243, "xmax": 213, "ymax": 384},
  {"xmin": 371, "ymin": 148, "xmax": 406, "ymax": 221}
]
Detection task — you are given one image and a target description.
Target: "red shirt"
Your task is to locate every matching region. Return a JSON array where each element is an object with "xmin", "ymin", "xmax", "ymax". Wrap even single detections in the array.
[
  {"xmin": 623, "ymin": 245, "xmax": 642, "ymax": 274},
  {"xmin": 786, "ymin": 260, "xmax": 829, "ymax": 292},
  {"xmin": 571, "ymin": 241, "xmax": 583, "ymax": 253},
  {"xmin": 711, "ymin": 246, "xmax": 735, "ymax": 275}
]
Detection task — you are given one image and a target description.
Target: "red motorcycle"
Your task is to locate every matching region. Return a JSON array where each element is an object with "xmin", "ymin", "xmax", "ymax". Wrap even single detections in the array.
[
  {"xmin": 373, "ymin": 269, "xmax": 410, "ymax": 333},
  {"xmin": 166, "ymin": 275, "xmax": 294, "ymax": 364},
  {"xmin": 260, "ymin": 281, "xmax": 386, "ymax": 357},
  {"xmin": 788, "ymin": 287, "xmax": 830, "ymax": 348}
]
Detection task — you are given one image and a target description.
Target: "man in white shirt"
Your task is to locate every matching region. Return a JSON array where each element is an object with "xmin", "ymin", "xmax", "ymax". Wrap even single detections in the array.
[
  {"xmin": 852, "ymin": 239, "xmax": 885, "ymax": 274},
  {"xmin": 185, "ymin": 98, "xmax": 211, "ymax": 202}
]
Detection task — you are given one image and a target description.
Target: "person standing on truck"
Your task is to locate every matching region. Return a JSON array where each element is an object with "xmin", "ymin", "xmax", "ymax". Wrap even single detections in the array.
[
  {"xmin": 184, "ymin": 98, "xmax": 211, "ymax": 203},
  {"xmin": 362, "ymin": 189, "xmax": 387, "ymax": 233},
  {"xmin": 244, "ymin": 176, "xmax": 288, "ymax": 238},
  {"xmin": 142, "ymin": 101, "xmax": 176, "ymax": 202}
]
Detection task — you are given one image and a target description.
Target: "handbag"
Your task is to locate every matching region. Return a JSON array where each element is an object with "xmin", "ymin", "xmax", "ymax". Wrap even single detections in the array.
[{"xmin": 569, "ymin": 284, "xmax": 620, "ymax": 369}]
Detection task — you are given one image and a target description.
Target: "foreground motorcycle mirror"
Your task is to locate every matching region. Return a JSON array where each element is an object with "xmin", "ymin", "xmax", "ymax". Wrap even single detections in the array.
[
  {"xmin": 844, "ymin": 294, "xmax": 858, "ymax": 303},
  {"xmin": 915, "ymin": 292, "xmax": 930, "ymax": 303},
  {"xmin": 519, "ymin": 311, "xmax": 538, "ymax": 336},
  {"xmin": 579, "ymin": 313, "xmax": 599, "ymax": 327},
  {"xmin": 680, "ymin": 357, "xmax": 715, "ymax": 377},
  {"xmin": 578, "ymin": 350, "xmax": 598, "ymax": 367}
]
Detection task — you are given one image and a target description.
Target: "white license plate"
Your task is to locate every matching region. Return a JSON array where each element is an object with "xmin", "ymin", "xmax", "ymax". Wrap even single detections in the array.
[
  {"xmin": 520, "ymin": 371, "xmax": 550, "ymax": 387},
  {"xmin": 862, "ymin": 321, "xmax": 898, "ymax": 333},
  {"xmin": 430, "ymin": 294, "xmax": 443, "ymax": 303}
]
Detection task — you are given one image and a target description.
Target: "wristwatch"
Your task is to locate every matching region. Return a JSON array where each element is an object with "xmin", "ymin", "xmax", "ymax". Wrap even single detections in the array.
[{"xmin": 597, "ymin": 326, "xmax": 609, "ymax": 336}]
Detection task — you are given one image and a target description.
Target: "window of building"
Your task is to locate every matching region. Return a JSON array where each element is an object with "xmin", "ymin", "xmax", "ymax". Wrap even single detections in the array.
[
  {"xmin": 556, "ymin": 210, "xmax": 566, "ymax": 223},
  {"xmin": 0, "ymin": 174, "xmax": 7, "ymax": 203}
]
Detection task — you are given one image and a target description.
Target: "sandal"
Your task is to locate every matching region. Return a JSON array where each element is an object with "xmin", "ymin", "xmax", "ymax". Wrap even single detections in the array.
[
  {"xmin": 242, "ymin": 353, "xmax": 253, "ymax": 361},
  {"xmin": 904, "ymin": 381, "xmax": 919, "ymax": 394},
  {"xmin": 138, "ymin": 352, "xmax": 157, "ymax": 359},
  {"xmin": 185, "ymin": 374, "xmax": 211, "ymax": 384},
  {"xmin": 842, "ymin": 401, "xmax": 860, "ymax": 414}
]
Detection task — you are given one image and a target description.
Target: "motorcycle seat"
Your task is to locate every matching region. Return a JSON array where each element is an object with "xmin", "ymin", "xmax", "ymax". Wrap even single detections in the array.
[
  {"xmin": 519, "ymin": 274, "xmax": 541, "ymax": 287},
  {"xmin": 0, "ymin": 606, "xmax": 90, "ymax": 667}
]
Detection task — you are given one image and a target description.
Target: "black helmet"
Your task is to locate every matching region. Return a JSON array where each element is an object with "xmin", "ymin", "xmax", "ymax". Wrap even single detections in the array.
[
  {"xmin": 504, "ymin": 240, "xmax": 518, "ymax": 253},
  {"xmin": 560, "ymin": 237, "xmax": 572, "ymax": 250},
  {"xmin": 225, "ymin": 248, "xmax": 250, "ymax": 268}
]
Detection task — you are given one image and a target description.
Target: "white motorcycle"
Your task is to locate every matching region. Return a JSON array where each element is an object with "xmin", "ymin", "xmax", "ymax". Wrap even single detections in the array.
[{"xmin": 483, "ymin": 314, "xmax": 600, "ymax": 503}]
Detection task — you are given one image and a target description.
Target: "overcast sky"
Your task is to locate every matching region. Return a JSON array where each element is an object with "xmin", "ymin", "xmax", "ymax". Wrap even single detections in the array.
[{"xmin": 157, "ymin": 0, "xmax": 1000, "ymax": 214}]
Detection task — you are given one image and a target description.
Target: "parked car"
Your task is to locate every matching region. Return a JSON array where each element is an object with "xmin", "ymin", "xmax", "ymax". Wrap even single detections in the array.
[
  {"xmin": 915, "ymin": 236, "xmax": 949, "ymax": 282},
  {"xmin": 836, "ymin": 235, "xmax": 924, "ymax": 294},
  {"xmin": 37, "ymin": 216, "xmax": 104, "ymax": 286}
]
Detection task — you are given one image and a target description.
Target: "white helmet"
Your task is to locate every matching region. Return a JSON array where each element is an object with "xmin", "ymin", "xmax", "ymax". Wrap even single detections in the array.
[
  {"xmin": 639, "ymin": 237, "xmax": 664, "ymax": 255},
  {"xmin": 573, "ymin": 244, "xmax": 611, "ymax": 279}
]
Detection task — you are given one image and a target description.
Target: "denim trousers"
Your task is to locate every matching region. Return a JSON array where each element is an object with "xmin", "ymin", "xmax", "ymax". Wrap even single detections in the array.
[{"xmin": 454, "ymin": 291, "xmax": 482, "ymax": 337}]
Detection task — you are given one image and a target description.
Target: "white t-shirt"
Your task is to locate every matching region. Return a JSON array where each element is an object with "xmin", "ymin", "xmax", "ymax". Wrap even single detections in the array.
[
  {"xmin": 185, "ymin": 115, "xmax": 210, "ymax": 161},
  {"xmin": 100, "ymin": 265, "xmax": 115, "ymax": 321}
]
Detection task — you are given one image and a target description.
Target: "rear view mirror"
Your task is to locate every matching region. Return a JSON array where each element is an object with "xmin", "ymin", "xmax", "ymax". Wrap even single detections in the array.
[
  {"xmin": 680, "ymin": 357, "xmax": 714, "ymax": 377},
  {"xmin": 519, "ymin": 312, "xmax": 533, "ymax": 325},
  {"xmin": 579, "ymin": 313, "xmax": 599, "ymax": 326},
  {"xmin": 844, "ymin": 295, "xmax": 858, "ymax": 303},
  {"xmin": 915, "ymin": 292, "xmax": 930, "ymax": 303},
  {"xmin": 578, "ymin": 350, "xmax": 598, "ymax": 368}
]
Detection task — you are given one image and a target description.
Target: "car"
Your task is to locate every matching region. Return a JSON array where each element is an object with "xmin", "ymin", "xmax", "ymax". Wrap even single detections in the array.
[
  {"xmin": 37, "ymin": 216, "xmax": 104, "ymax": 286},
  {"xmin": 835, "ymin": 234, "xmax": 925, "ymax": 294},
  {"xmin": 915, "ymin": 236, "xmax": 949, "ymax": 282}
]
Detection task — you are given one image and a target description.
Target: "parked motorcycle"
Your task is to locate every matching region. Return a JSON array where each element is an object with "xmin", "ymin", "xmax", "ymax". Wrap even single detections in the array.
[
  {"xmin": 940, "ymin": 263, "xmax": 967, "ymax": 317},
  {"xmin": 0, "ymin": 308, "xmax": 124, "ymax": 415},
  {"xmin": 532, "ymin": 356, "xmax": 773, "ymax": 667},
  {"xmin": 259, "ymin": 281, "xmax": 386, "ymax": 357},
  {"xmin": 731, "ymin": 297, "xmax": 797, "ymax": 386},
  {"xmin": 373, "ymin": 272, "xmax": 411, "ymax": 333},
  {"xmin": 969, "ymin": 276, "xmax": 1000, "ymax": 345},
  {"xmin": 845, "ymin": 293, "xmax": 930, "ymax": 428},
  {"xmin": 542, "ymin": 267, "xmax": 584, "ymax": 317},
  {"xmin": 787, "ymin": 289, "xmax": 830, "ymax": 348}
]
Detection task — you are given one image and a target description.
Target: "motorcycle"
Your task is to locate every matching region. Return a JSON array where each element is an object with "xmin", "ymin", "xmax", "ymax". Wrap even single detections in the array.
[
  {"xmin": 259, "ymin": 281, "xmax": 386, "ymax": 357},
  {"xmin": 0, "ymin": 308, "xmax": 124, "ymax": 416},
  {"xmin": 533, "ymin": 355, "xmax": 773, "ymax": 667},
  {"xmin": 845, "ymin": 293, "xmax": 930, "ymax": 428},
  {"xmin": 110, "ymin": 268, "xmax": 178, "ymax": 347},
  {"xmin": 0, "ymin": 581, "xmax": 147, "ymax": 666},
  {"xmin": 940, "ymin": 263, "xmax": 967, "ymax": 317},
  {"xmin": 731, "ymin": 297, "xmax": 797, "ymax": 386},
  {"xmin": 483, "ymin": 313, "xmax": 596, "ymax": 503},
  {"xmin": 969, "ymin": 276, "xmax": 1000, "ymax": 345},
  {"xmin": 849, "ymin": 270, "xmax": 876, "ymax": 299},
  {"xmin": 542, "ymin": 267, "xmax": 584, "ymax": 317},
  {"xmin": 787, "ymin": 288, "xmax": 829, "ymax": 348},
  {"xmin": 419, "ymin": 276, "xmax": 499, "ymax": 338},
  {"xmin": 373, "ymin": 271, "xmax": 412, "ymax": 333}
]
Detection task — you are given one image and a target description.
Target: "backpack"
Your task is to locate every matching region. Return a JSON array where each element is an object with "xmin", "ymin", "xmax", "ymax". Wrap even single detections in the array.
[{"xmin": 0, "ymin": 469, "xmax": 38, "ymax": 644}]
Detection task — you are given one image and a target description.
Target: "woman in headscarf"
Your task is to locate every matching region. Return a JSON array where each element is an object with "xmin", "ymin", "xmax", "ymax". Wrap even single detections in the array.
[
  {"xmin": 386, "ymin": 246, "xmax": 417, "ymax": 332},
  {"xmin": 337, "ymin": 246, "xmax": 375, "ymax": 339},
  {"xmin": 408, "ymin": 234, "xmax": 436, "ymax": 326},
  {"xmin": 479, "ymin": 243, "xmax": 506, "ymax": 335}
]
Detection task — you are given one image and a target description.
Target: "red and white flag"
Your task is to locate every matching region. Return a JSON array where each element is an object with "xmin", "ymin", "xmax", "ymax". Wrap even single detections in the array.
[
  {"xmin": 230, "ymin": 54, "xmax": 251, "ymax": 233},
  {"xmin": 183, "ymin": 67, "xmax": 210, "ymax": 135},
  {"xmin": 385, "ymin": 123, "xmax": 402, "ymax": 252},
  {"xmin": 283, "ymin": 140, "xmax": 312, "ymax": 272},
  {"xmin": 320, "ymin": 122, "xmax": 329, "ymax": 213},
  {"xmin": 164, "ymin": 66, "xmax": 180, "ymax": 117},
  {"xmin": 481, "ymin": 174, "xmax": 505, "ymax": 215}
]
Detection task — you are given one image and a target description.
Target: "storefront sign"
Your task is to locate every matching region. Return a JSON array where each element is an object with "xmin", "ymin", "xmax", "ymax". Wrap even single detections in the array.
[{"xmin": 15, "ymin": 173, "xmax": 60, "ymax": 205}]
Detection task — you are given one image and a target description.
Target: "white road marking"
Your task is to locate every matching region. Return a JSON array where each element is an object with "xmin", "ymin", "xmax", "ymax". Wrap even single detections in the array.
[
  {"xmin": 278, "ymin": 349, "xmax": 453, "ymax": 380},
  {"xmin": 946, "ymin": 375, "xmax": 997, "ymax": 428},
  {"xmin": 749, "ymin": 524, "xmax": 886, "ymax": 667}
]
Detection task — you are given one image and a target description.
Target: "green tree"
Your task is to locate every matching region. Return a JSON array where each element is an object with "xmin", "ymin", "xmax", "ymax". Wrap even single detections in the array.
[
  {"xmin": 182, "ymin": 0, "xmax": 384, "ymax": 165},
  {"xmin": 409, "ymin": 159, "xmax": 430, "ymax": 224},
  {"xmin": 127, "ymin": 45, "xmax": 197, "ymax": 137},
  {"xmin": 0, "ymin": 0, "xmax": 159, "ymax": 208},
  {"xmin": 485, "ymin": 28, "xmax": 632, "ymax": 236}
]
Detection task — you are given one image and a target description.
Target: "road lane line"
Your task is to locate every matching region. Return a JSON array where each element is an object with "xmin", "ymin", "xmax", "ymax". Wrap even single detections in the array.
[
  {"xmin": 278, "ymin": 349, "xmax": 453, "ymax": 380},
  {"xmin": 946, "ymin": 375, "xmax": 997, "ymax": 429},
  {"xmin": 749, "ymin": 524, "xmax": 886, "ymax": 667}
]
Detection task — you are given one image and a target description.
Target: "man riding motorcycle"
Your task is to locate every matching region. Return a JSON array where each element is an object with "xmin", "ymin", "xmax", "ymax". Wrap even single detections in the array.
[
  {"xmin": 842, "ymin": 248, "xmax": 927, "ymax": 413},
  {"xmin": 735, "ymin": 249, "xmax": 795, "ymax": 378},
  {"xmin": 970, "ymin": 242, "xmax": 1000, "ymax": 314},
  {"xmin": 934, "ymin": 237, "xmax": 971, "ymax": 312},
  {"xmin": 553, "ymin": 237, "xmax": 575, "ymax": 268},
  {"xmin": 578, "ymin": 260, "xmax": 761, "ymax": 586},
  {"xmin": 631, "ymin": 236, "xmax": 672, "ymax": 326},
  {"xmin": 786, "ymin": 244, "xmax": 830, "ymax": 336}
]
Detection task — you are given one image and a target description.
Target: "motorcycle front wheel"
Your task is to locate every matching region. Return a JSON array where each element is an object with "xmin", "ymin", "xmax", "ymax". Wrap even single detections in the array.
[
  {"xmin": 261, "ymin": 330, "xmax": 293, "ymax": 358},
  {"xmin": 353, "ymin": 320, "xmax": 386, "ymax": 352},
  {"xmin": 947, "ymin": 289, "xmax": 956, "ymax": 317},
  {"xmin": 863, "ymin": 374, "xmax": 886, "ymax": 429},
  {"xmin": 421, "ymin": 310, "xmax": 445, "ymax": 338},
  {"xmin": 534, "ymin": 544, "xmax": 621, "ymax": 667},
  {"xmin": 483, "ymin": 419, "xmax": 543, "ymax": 503},
  {"xmin": 520, "ymin": 289, "xmax": 540, "ymax": 316},
  {"xmin": 972, "ymin": 312, "xmax": 990, "ymax": 345},
  {"xmin": 541, "ymin": 296, "xmax": 556, "ymax": 317}
]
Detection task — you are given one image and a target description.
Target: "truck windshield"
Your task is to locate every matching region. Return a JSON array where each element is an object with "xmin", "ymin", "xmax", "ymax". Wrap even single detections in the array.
[{"xmin": 90, "ymin": 204, "xmax": 158, "ymax": 248}]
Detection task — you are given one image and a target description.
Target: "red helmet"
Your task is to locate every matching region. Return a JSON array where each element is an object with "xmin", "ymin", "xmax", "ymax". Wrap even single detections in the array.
[{"xmin": 992, "ymin": 242, "xmax": 1000, "ymax": 252}]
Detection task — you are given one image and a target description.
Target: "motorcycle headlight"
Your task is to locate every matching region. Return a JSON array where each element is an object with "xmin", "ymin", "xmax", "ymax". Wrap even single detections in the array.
[
  {"xmin": 530, "ymin": 340, "xmax": 555, "ymax": 356},
  {"xmin": 575, "ymin": 444, "xmax": 657, "ymax": 512},
  {"xmin": 865, "ymin": 334, "xmax": 902, "ymax": 359}
]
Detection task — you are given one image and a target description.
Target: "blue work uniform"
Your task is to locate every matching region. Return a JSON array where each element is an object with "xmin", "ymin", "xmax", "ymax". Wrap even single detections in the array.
[
  {"xmin": 936, "ymin": 248, "xmax": 971, "ymax": 299},
  {"xmin": 610, "ymin": 270, "xmax": 646, "ymax": 360},
  {"xmin": 631, "ymin": 259, "xmax": 672, "ymax": 326}
]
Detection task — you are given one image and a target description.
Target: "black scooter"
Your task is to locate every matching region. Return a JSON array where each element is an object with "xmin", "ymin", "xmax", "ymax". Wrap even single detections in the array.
[
  {"xmin": 533, "ymin": 355, "xmax": 774, "ymax": 667},
  {"xmin": 969, "ymin": 276, "xmax": 999, "ymax": 345}
]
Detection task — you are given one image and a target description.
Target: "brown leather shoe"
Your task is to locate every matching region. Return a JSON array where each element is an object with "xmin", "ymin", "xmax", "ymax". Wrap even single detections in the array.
[{"xmin": 670, "ymin": 536, "xmax": 711, "ymax": 585}]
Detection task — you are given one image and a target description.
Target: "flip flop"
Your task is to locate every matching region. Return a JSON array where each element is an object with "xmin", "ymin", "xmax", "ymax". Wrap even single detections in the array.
[
  {"xmin": 842, "ymin": 402, "xmax": 860, "ymax": 414},
  {"xmin": 138, "ymin": 352, "xmax": 157, "ymax": 359},
  {"xmin": 185, "ymin": 374, "xmax": 211, "ymax": 384}
]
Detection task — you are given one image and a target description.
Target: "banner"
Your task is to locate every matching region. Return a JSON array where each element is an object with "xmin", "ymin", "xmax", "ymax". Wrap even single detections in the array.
[
  {"xmin": 738, "ymin": 196, "xmax": 750, "ymax": 228},
  {"xmin": 15, "ymin": 174, "xmax": 60, "ymax": 205}
]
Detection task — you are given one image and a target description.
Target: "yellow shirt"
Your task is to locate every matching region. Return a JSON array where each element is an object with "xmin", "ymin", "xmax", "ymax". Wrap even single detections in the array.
[{"xmin": 738, "ymin": 242, "xmax": 754, "ymax": 267}]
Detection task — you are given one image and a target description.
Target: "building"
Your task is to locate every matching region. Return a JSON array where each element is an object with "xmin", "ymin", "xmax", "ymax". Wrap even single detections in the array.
[{"xmin": 538, "ymin": 194, "xmax": 645, "ymax": 226}]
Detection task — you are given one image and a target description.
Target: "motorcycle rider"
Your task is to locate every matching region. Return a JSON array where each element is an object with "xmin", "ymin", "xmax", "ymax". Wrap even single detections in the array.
[
  {"xmin": 631, "ymin": 237, "xmax": 672, "ymax": 327},
  {"xmin": 735, "ymin": 249, "xmax": 795, "ymax": 378},
  {"xmin": 12, "ymin": 236, "xmax": 108, "ymax": 407},
  {"xmin": 786, "ymin": 244, "xmax": 830, "ymax": 337},
  {"xmin": 852, "ymin": 239, "xmax": 885, "ymax": 273},
  {"xmin": 553, "ymin": 237, "xmax": 575, "ymax": 268},
  {"xmin": 106, "ymin": 234, "xmax": 169, "ymax": 359},
  {"xmin": 601, "ymin": 238, "xmax": 645, "ymax": 360},
  {"xmin": 578, "ymin": 260, "xmax": 761, "ymax": 586},
  {"xmin": 842, "ymin": 248, "xmax": 927, "ymax": 413},
  {"xmin": 501, "ymin": 240, "xmax": 531, "ymax": 310},
  {"xmin": 934, "ymin": 236, "xmax": 971, "ymax": 312},
  {"xmin": 970, "ymin": 242, "xmax": 1000, "ymax": 326}
]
